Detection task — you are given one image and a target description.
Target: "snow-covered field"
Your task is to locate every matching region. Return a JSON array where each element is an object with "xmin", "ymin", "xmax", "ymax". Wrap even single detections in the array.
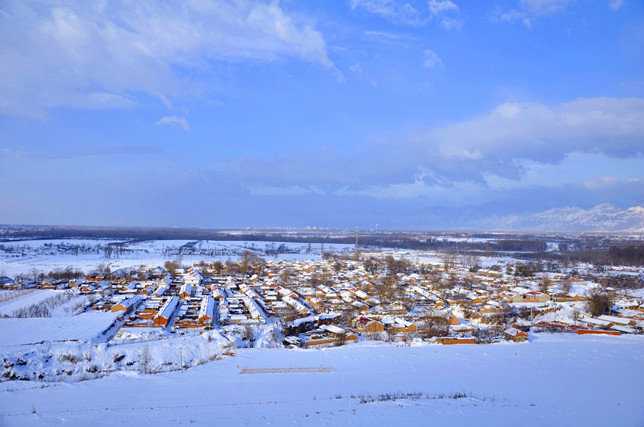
[
  {"xmin": 0, "ymin": 239, "xmax": 356, "ymax": 277},
  {"xmin": 1, "ymin": 334, "xmax": 643, "ymax": 427},
  {"xmin": 0, "ymin": 312, "xmax": 120, "ymax": 347}
]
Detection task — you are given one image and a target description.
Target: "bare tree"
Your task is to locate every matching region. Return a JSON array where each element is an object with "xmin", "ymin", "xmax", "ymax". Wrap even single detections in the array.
[
  {"xmin": 140, "ymin": 346, "xmax": 152, "ymax": 374},
  {"xmin": 363, "ymin": 257, "xmax": 381, "ymax": 275},
  {"xmin": 164, "ymin": 257, "xmax": 183, "ymax": 279},
  {"xmin": 241, "ymin": 326, "xmax": 257, "ymax": 347},
  {"xmin": 442, "ymin": 254, "xmax": 455, "ymax": 274},
  {"xmin": 334, "ymin": 332, "xmax": 348, "ymax": 347},
  {"xmin": 559, "ymin": 281, "xmax": 573, "ymax": 297},
  {"xmin": 239, "ymin": 251, "xmax": 264, "ymax": 276},
  {"xmin": 225, "ymin": 259, "xmax": 239, "ymax": 274},
  {"xmin": 278, "ymin": 268, "xmax": 295, "ymax": 285},
  {"xmin": 586, "ymin": 288, "xmax": 613, "ymax": 317},
  {"xmin": 539, "ymin": 274, "xmax": 552, "ymax": 293},
  {"xmin": 212, "ymin": 261, "xmax": 224, "ymax": 275}
]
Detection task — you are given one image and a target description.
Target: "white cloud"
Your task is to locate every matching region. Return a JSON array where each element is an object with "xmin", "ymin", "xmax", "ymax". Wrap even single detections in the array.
[
  {"xmin": 424, "ymin": 97, "xmax": 644, "ymax": 164},
  {"xmin": 582, "ymin": 176, "xmax": 641, "ymax": 190},
  {"xmin": 439, "ymin": 16, "xmax": 463, "ymax": 30},
  {"xmin": 228, "ymin": 97, "xmax": 644, "ymax": 193},
  {"xmin": 519, "ymin": 0, "xmax": 575, "ymax": 15},
  {"xmin": 160, "ymin": 94, "xmax": 174, "ymax": 110},
  {"xmin": 350, "ymin": 0, "xmax": 425, "ymax": 26},
  {"xmin": 363, "ymin": 30, "xmax": 417, "ymax": 48},
  {"xmin": 351, "ymin": 0, "xmax": 462, "ymax": 29},
  {"xmin": 499, "ymin": 9, "xmax": 525, "ymax": 22},
  {"xmin": 423, "ymin": 49, "xmax": 444, "ymax": 69},
  {"xmin": 0, "ymin": 0, "xmax": 335, "ymax": 118},
  {"xmin": 154, "ymin": 116, "xmax": 190, "ymax": 131},
  {"xmin": 608, "ymin": 0, "xmax": 624, "ymax": 10},
  {"xmin": 428, "ymin": 0, "xmax": 459, "ymax": 15},
  {"xmin": 428, "ymin": 0, "xmax": 462, "ymax": 30},
  {"xmin": 493, "ymin": 0, "xmax": 574, "ymax": 27}
]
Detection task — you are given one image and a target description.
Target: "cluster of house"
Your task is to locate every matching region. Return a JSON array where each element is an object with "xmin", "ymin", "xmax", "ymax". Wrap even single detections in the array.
[{"xmin": 4, "ymin": 255, "xmax": 643, "ymax": 346}]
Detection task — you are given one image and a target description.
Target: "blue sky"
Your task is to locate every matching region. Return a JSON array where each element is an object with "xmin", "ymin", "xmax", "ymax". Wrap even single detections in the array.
[{"xmin": 1, "ymin": 0, "xmax": 643, "ymax": 229}]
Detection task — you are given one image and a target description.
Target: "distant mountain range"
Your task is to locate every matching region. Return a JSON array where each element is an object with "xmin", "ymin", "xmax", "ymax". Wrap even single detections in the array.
[{"xmin": 480, "ymin": 204, "xmax": 644, "ymax": 233}]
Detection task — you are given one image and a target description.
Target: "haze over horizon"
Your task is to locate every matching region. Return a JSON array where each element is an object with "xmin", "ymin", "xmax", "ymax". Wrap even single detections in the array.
[{"xmin": 1, "ymin": 0, "xmax": 643, "ymax": 230}]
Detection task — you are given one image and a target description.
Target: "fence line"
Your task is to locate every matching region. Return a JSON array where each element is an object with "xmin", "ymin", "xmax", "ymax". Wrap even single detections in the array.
[{"xmin": 238, "ymin": 367, "xmax": 332, "ymax": 374}]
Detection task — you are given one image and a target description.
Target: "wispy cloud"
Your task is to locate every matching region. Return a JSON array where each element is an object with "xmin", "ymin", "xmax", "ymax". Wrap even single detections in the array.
[
  {"xmin": 352, "ymin": 0, "xmax": 462, "ymax": 29},
  {"xmin": 519, "ymin": 0, "xmax": 575, "ymax": 15},
  {"xmin": 362, "ymin": 30, "xmax": 417, "ymax": 48},
  {"xmin": 350, "ymin": 0, "xmax": 426, "ymax": 26},
  {"xmin": 428, "ymin": 0, "xmax": 463, "ymax": 29},
  {"xmin": 608, "ymin": 0, "xmax": 624, "ymax": 10},
  {"xmin": 428, "ymin": 0, "xmax": 459, "ymax": 15},
  {"xmin": 582, "ymin": 176, "xmax": 640, "ymax": 190},
  {"xmin": 493, "ymin": 0, "xmax": 575, "ymax": 27},
  {"xmin": 0, "ymin": 0, "xmax": 335, "ymax": 118},
  {"xmin": 155, "ymin": 116, "xmax": 190, "ymax": 132},
  {"xmin": 423, "ymin": 49, "xmax": 444, "ymax": 69}
]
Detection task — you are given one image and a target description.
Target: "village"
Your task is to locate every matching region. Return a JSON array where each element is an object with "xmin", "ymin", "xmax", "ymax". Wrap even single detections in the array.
[{"xmin": 4, "ymin": 248, "xmax": 643, "ymax": 349}]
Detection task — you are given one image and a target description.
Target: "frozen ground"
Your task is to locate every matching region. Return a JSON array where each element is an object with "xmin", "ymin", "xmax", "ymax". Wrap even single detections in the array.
[
  {"xmin": 0, "ymin": 239, "xmax": 355, "ymax": 277},
  {"xmin": 1, "ymin": 333, "xmax": 642, "ymax": 427}
]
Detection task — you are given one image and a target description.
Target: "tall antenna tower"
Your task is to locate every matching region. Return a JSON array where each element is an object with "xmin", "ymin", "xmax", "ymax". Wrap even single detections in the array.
[{"xmin": 355, "ymin": 227, "xmax": 359, "ymax": 252}]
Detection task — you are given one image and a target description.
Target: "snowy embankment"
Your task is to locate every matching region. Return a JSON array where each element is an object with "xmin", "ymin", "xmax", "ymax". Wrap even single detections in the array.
[
  {"xmin": 1, "ymin": 334, "xmax": 643, "ymax": 427},
  {"xmin": 0, "ymin": 312, "xmax": 120, "ymax": 347},
  {"xmin": 0, "ymin": 290, "xmax": 49, "ymax": 316},
  {"xmin": 0, "ymin": 326, "xmax": 236, "ymax": 382}
]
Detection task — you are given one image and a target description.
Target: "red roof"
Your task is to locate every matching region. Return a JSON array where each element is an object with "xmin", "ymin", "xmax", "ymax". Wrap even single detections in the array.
[{"xmin": 356, "ymin": 316, "xmax": 372, "ymax": 325}]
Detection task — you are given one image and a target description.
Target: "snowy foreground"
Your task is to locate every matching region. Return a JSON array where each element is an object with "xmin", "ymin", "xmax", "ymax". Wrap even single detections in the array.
[{"xmin": 1, "ymin": 334, "xmax": 643, "ymax": 427}]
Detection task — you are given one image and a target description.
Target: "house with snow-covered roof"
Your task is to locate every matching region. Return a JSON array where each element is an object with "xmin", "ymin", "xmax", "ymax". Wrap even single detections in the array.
[
  {"xmin": 110, "ymin": 295, "xmax": 142, "ymax": 314},
  {"xmin": 182, "ymin": 270, "xmax": 202, "ymax": 286},
  {"xmin": 179, "ymin": 283, "xmax": 194, "ymax": 299},
  {"xmin": 504, "ymin": 328, "xmax": 529, "ymax": 342},
  {"xmin": 353, "ymin": 316, "xmax": 384, "ymax": 332},
  {"xmin": 198, "ymin": 296, "xmax": 215, "ymax": 326},
  {"xmin": 153, "ymin": 296, "xmax": 180, "ymax": 327}
]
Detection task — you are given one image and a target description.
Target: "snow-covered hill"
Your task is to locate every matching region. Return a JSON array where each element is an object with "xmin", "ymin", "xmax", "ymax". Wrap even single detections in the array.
[
  {"xmin": 1, "ymin": 335, "xmax": 642, "ymax": 427},
  {"xmin": 482, "ymin": 204, "xmax": 644, "ymax": 233}
]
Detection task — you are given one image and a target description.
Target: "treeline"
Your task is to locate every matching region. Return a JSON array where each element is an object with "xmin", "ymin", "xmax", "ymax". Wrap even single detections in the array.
[
  {"xmin": 2, "ymin": 226, "xmax": 640, "ymax": 262},
  {"xmin": 606, "ymin": 245, "xmax": 644, "ymax": 266},
  {"xmin": 562, "ymin": 245, "xmax": 644, "ymax": 267},
  {"xmin": 14, "ymin": 266, "xmax": 85, "ymax": 283}
]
